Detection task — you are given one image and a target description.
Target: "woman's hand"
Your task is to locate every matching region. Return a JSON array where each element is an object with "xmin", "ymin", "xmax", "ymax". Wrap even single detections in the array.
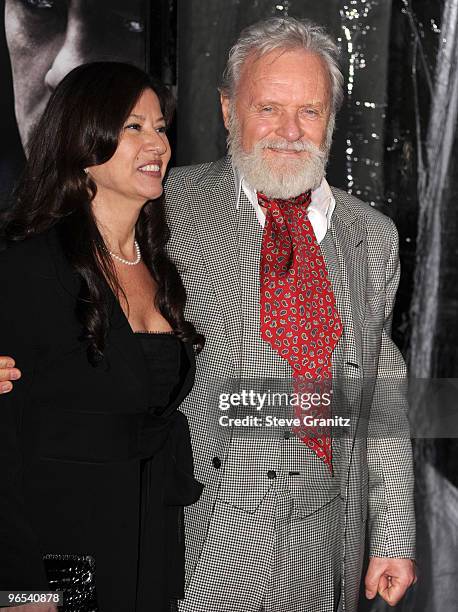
[{"xmin": 0, "ymin": 605, "xmax": 58, "ymax": 612}]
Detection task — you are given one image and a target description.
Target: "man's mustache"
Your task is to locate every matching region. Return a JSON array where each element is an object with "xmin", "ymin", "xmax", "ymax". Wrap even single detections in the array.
[{"xmin": 257, "ymin": 138, "xmax": 327, "ymax": 159}]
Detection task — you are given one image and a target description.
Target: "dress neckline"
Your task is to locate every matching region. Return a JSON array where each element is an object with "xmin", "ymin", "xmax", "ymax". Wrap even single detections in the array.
[{"xmin": 134, "ymin": 330, "xmax": 176, "ymax": 336}]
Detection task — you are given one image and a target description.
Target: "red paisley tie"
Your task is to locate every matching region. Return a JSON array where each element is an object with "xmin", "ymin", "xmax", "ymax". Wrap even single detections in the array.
[{"xmin": 258, "ymin": 191, "xmax": 342, "ymax": 472}]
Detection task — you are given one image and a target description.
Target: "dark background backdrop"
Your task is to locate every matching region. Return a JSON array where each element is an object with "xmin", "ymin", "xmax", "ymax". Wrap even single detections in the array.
[{"xmin": 2, "ymin": 0, "xmax": 457, "ymax": 609}]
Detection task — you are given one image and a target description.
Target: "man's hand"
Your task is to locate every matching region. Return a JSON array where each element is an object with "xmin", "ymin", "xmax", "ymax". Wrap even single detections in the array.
[
  {"xmin": 0, "ymin": 356, "xmax": 21, "ymax": 394},
  {"xmin": 365, "ymin": 557, "xmax": 416, "ymax": 606}
]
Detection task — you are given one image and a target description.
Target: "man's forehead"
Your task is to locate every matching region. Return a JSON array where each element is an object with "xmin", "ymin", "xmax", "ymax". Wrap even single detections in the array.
[
  {"xmin": 236, "ymin": 47, "xmax": 331, "ymax": 105},
  {"xmin": 241, "ymin": 47, "xmax": 328, "ymax": 77}
]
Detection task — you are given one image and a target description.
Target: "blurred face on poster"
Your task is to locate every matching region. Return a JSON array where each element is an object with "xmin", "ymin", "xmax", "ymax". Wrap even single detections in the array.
[{"xmin": 5, "ymin": 0, "xmax": 147, "ymax": 152}]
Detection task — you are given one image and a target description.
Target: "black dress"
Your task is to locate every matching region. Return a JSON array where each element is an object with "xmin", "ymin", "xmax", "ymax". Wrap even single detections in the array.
[
  {"xmin": 134, "ymin": 332, "xmax": 203, "ymax": 612},
  {"xmin": 0, "ymin": 229, "xmax": 203, "ymax": 612}
]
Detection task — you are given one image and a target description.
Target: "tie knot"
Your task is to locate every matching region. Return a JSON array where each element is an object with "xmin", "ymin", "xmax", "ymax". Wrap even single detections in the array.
[{"xmin": 257, "ymin": 191, "xmax": 312, "ymax": 211}]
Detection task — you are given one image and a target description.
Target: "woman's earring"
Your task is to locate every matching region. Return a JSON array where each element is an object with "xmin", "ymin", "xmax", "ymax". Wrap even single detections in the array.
[{"xmin": 84, "ymin": 168, "xmax": 89, "ymax": 175}]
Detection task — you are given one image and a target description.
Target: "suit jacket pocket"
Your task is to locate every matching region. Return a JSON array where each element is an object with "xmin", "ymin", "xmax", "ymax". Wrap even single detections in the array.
[{"xmin": 283, "ymin": 455, "xmax": 343, "ymax": 520}]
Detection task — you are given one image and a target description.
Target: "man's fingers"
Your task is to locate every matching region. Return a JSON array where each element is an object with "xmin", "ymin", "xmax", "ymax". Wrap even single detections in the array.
[
  {"xmin": 366, "ymin": 557, "xmax": 416, "ymax": 604},
  {"xmin": 0, "ymin": 357, "xmax": 15, "ymax": 368},
  {"xmin": 378, "ymin": 575, "xmax": 413, "ymax": 607},
  {"xmin": 365, "ymin": 586, "xmax": 377, "ymax": 599},
  {"xmin": 365, "ymin": 567, "xmax": 384, "ymax": 599},
  {"xmin": 378, "ymin": 575, "xmax": 397, "ymax": 606},
  {"xmin": 0, "ymin": 382, "xmax": 13, "ymax": 394},
  {"xmin": 379, "ymin": 581, "xmax": 410, "ymax": 606},
  {"xmin": 377, "ymin": 573, "xmax": 391, "ymax": 596},
  {"xmin": 0, "ymin": 356, "xmax": 21, "ymax": 390},
  {"xmin": 412, "ymin": 561, "xmax": 418, "ymax": 584},
  {"xmin": 0, "ymin": 369, "xmax": 21, "ymax": 386},
  {"xmin": 0, "ymin": 351, "xmax": 21, "ymax": 396}
]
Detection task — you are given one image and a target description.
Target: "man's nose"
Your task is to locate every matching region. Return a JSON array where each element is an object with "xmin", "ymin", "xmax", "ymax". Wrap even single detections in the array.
[
  {"xmin": 44, "ymin": 17, "xmax": 86, "ymax": 91},
  {"xmin": 276, "ymin": 112, "xmax": 304, "ymax": 142}
]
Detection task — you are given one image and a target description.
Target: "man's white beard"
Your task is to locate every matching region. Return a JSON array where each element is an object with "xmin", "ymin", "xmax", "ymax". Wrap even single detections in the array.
[{"xmin": 228, "ymin": 117, "xmax": 330, "ymax": 199}]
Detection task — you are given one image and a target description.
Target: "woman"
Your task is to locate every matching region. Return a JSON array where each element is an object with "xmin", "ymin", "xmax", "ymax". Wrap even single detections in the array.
[{"xmin": 0, "ymin": 62, "xmax": 203, "ymax": 611}]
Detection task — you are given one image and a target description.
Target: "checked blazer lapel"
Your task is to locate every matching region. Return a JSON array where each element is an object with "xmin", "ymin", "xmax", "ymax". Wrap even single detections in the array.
[
  {"xmin": 327, "ymin": 190, "xmax": 367, "ymax": 371},
  {"xmin": 322, "ymin": 190, "xmax": 368, "ymax": 451},
  {"xmin": 316, "ymin": 190, "xmax": 368, "ymax": 482},
  {"xmin": 183, "ymin": 157, "xmax": 243, "ymax": 371}
]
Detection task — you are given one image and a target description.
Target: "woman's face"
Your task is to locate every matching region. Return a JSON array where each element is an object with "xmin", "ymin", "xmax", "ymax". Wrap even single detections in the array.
[{"xmin": 87, "ymin": 88, "xmax": 171, "ymax": 207}]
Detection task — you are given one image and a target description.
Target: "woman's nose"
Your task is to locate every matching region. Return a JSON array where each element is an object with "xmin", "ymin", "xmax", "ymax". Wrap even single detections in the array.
[{"xmin": 144, "ymin": 131, "xmax": 168, "ymax": 155}]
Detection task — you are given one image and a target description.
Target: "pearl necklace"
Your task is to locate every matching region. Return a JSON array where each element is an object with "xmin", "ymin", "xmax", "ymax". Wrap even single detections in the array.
[{"xmin": 108, "ymin": 240, "xmax": 141, "ymax": 266}]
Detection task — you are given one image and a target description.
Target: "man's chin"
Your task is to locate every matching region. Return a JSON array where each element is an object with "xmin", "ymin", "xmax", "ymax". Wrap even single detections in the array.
[
  {"xmin": 252, "ymin": 171, "xmax": 324, "ymax": 199},
  {"xmin": 231, "ymin": 146, "xmax": 325, "ymax": 197},
  {"xmin": 262, "ymin": 155, "xmax": 306, "ymax": 173}
]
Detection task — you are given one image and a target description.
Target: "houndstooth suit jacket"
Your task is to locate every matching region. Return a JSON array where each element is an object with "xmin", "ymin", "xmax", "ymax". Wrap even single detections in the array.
[{"xmin": 164, "ymin": 156, "xmax": 415, "ymax": 611}]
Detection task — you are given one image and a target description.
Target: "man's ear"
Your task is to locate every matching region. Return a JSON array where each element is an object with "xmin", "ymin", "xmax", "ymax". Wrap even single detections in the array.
[{"xmin": 220, "ymin": 93, "xmax": 231, "ymax": 130}]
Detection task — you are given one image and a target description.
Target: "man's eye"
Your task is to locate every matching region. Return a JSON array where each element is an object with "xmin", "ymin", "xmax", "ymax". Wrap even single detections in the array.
[
  {"xmin": 304, "ymin": 109, "xmax": 319, "ymax": 117},
  {"xmin": 260, "ymin": 107, "xmax": 274, "ymax": 113},
  {"xmin": 22, "ymin": 0, "xmax": 55, "ymax": 8},
  {"xmin": 123, "ymin": 19, "xmax": 145, "ymax": 34}
]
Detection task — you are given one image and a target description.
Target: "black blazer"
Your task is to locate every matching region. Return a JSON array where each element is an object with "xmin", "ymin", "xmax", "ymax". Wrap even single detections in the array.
[{"xmin": 0, "ymin": 228, "xmax": 202, "ymax": 611}]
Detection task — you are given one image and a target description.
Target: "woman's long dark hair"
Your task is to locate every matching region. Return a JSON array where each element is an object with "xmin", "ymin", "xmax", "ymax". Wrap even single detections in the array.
[{"xmin": 1, "ymin": 62, "xmax": 203, "ymax": 364}]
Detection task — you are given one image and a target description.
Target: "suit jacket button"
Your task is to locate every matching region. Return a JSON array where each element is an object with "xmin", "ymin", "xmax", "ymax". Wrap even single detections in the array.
[
  {"xmin": 267, "ymin": 470, "xmax": 277, "ymax": 480},
  {"xmin": 212, "ymin": 456, "xmax": 221, "ymax": 469}
]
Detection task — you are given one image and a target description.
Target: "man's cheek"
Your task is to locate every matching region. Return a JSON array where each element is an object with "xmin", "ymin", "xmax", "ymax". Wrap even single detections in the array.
[
  {"xmin": 242, "ymin": 120, "xmax": 274, "ymax": 151},
  {"xmin": 13, "ymin": 54, "xmax": 51, "ymax": 104},
  {"xmin": 5, "ymin": 14, "xmax": 24, "ymax": 59}
]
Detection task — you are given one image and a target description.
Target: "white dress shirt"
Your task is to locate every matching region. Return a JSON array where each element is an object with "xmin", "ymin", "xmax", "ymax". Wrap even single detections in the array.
[{"xmin": 233, "ymin": 165, "xmax": 335, "ymax": 244}]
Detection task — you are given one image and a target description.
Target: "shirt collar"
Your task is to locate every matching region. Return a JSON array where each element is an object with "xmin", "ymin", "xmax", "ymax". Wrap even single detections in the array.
[{"xmin": 232, "ymin": 161, "xmax": 335, "ymax": 239}]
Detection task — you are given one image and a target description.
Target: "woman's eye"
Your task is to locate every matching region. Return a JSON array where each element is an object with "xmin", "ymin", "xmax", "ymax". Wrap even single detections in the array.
[
  {"xmin": 125, "ymin": 123, "xmax": 142, "ymax": 131},
  {"xmin": 156, "ymin": 126, "xmax": 167, "ymax": 133}
]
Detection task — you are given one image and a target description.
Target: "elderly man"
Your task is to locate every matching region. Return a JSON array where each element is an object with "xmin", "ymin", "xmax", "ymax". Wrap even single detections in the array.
[
  {"xmin": 0, "ymin": 17, "xmax": 415, "ymax": 612},
  {"xmin": 168, "ymin": 17, "xmax": 415, "ymax": 612}
]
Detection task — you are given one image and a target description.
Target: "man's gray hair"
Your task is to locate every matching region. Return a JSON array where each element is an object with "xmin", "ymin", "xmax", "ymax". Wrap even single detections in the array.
[{"xmin": 220, "ymin": 17, "xmax": 344, "ymax": 115}]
